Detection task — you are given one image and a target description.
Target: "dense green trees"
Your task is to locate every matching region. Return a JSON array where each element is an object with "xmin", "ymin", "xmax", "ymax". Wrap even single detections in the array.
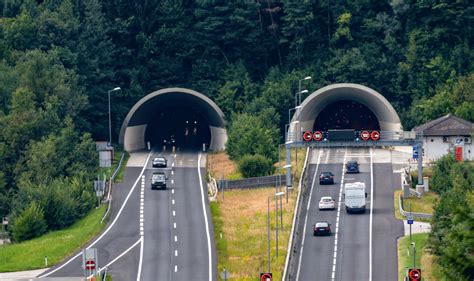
[{"xmin": 429, "ymin": 155, "xmax": 474, "ymax": 280}]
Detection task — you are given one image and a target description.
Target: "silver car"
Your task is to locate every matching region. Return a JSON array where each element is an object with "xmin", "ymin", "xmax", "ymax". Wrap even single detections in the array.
[{"xmin": 318, "ymin": 196, "xmax": 336, "ymax": 210}]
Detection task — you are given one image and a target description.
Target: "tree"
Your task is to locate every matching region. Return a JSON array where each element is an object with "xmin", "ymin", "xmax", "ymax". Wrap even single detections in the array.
[
  {"xmin": 11, "ymin": 201, "xmax": 47, "ymax": 242},
  {"xmin": 238, "ymin": 154, "xmax": 273, "ymax": 178}
]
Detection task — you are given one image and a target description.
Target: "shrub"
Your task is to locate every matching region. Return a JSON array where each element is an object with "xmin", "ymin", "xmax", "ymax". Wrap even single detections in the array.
[
  {"xmin": 238, "ymin": 154, "xmax": 273, "ymax": 178},
  {"xmin": 11, "ymin": 201, "xmax": 47, "ymax": 242}
]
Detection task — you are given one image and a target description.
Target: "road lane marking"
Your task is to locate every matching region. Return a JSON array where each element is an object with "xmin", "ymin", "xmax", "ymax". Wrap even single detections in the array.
[
  {"xmin": 296, "ymin": 149, "xmax": 322, "ymax": 281},
  {"xmin": 171, "ymin": 179, "xmax": 174, "ymax": 185},
  {"xmin": 331, "ymin": 148, "xmax": 347, "ymax": 281},
  {"xmin": 173, "ymin": 222, "xmax": 176, "ymax": 229},
  {"xmin": 172, "ymin": 162, "xmax": 175, "ymax": 167},
  {"xmin": 174, "ymin": 235, "xmax": 177, "ymax": 242},
  {"xmin": 173, "ymin": 211, "xmax": 176, "ymax": 216},
  {"xmin": 172, "ymin": 189, "xmax": 174, "ymax": 194},
  {"xmin": 172, "ymin": 199, "xmax": 175, "ymax": 205},
  {"xmin": 369, "ymin": 148, "xmax": 374, "ymax": 281},
  {"xmin": 39, "ymin": 151, "xmax": 153, "ymax": 278},
  {"xmin": 175, "ymin": 250, "xmax": 178, "ymax": 256},
  {"xmin": 174, "ymin": 265, "xmax": 178, "ymax": 273},
  {"xmin": 137, "ymin": 237, "xmax": 144, "ymax": 281},
  {"xmin": 171, "ymin": 170, "xmax": 174, "ymax": 175},
  {"xmin": 197, "ymin": 152, "xmax": 213, "ymax": 281}
]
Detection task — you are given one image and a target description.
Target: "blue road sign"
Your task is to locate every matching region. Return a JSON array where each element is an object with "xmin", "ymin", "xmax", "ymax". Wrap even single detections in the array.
[
  {"xmin": 408, "ymin": 219, "xmax": 414, "ymax": 224},
  {"xmin": 412, "ymin": 146, "xmax": 418, "ymax": 159}
]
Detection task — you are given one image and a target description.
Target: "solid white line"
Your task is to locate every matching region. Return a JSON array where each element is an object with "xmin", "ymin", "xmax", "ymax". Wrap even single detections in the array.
[
  {"xmin": 89, "ymin": 238, "xmax": 142, "ymax": 278},
  {"xmin": 197, "ymin": 152, "xmax": 213, "ymax": 281},
  {"xmin": 331, "ymin": 148, "xmax": 347, "ymax": 281},
  {"xmin": 137, "ymin": 237, "xmax": 144, "ymax": 281},
  {"xmin": 39, "ymin": 152, "xmax": 152, "ymax": 278},
  {"xmin": 296, "ymin": 149, "xmax": 322, "ymax": 281},
  {"xmin": 369, "ymin": 148, "xmax": 374, "ymax": 281}
]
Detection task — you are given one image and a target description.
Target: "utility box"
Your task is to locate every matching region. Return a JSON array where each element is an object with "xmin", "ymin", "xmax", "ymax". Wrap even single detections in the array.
[{"xmin": 99, "ymin": 150, "xmax": 112, "ymax": 167}]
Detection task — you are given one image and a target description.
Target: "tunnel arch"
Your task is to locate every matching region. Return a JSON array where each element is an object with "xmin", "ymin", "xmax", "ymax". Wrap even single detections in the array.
[
  {"xmin": 119, "ymin": 88, "xmax": 227, "ymax": 152},
  {"xmin": 290, "ymin": 83, "xmax": 402, "ymax": 135}
]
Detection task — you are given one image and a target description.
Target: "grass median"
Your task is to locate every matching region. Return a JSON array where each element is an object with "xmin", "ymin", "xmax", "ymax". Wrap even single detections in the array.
[
  {"xmin": 397, "ymin": 233, "xmax": 446, "ymax": 280},
  {"xmin": 393, "ymin": 190, "xmax": 436, "ymax": 222},
  {"xmin": 0, "ymin": 204, "xmax": 107, "ymax": 272},
  {"xmin": 211, "ymin": 187, "xmax": 297, "ymax": 281}
]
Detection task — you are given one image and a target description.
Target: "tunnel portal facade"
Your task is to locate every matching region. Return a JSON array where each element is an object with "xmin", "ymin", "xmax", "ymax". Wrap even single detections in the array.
[{"xmin": 119, "ymin": 88, "xmax": 227, "ymax": 152}]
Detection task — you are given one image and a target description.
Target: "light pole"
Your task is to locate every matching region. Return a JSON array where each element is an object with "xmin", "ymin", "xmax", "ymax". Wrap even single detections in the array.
[
  {"xmin": 267, "ymin": 192, "xmax": 285, "ymax": 272},
  {"xmin": 107, "ymin": 87, "xmax": 121, "ymax": 146},
  {"xmin": 411, "ymin": 242, "xmax": 416, "ymax": 268},
  {"xmin": 298, "ymin": 76, "xmax": 312, "ymax": 105}
]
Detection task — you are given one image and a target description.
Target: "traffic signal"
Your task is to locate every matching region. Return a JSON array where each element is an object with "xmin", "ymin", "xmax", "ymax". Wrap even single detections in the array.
[{"xmin": 260, "ymin": 272, "xmax": 272, "ymax": 281}]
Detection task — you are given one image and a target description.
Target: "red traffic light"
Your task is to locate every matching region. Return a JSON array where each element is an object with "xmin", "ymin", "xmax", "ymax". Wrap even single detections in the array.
[{"xmin": 260, "ymin": 272, "xmax": 272, "ymax": 281}]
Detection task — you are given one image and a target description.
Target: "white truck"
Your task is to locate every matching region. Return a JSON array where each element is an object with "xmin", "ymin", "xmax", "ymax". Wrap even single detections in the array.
[{"xmin": 343, "ymin": 182, "xmax": 367, "ymax": 213}]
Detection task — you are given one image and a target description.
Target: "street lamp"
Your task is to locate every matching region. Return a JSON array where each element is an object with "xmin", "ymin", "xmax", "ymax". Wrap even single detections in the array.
[
  {"xmin": 411, "ymin": 242, "xmax": 416, "ymax": 268},
  {"xmin": 267, "ymin": 191, "xmax": 285, "ymax": 272},
  {"xmin": 107, "ymin": 87, "xmax": 121, "ymax": 146},
  {"xmin": 298, "ymin": 76, "xmax": 312, "ymax": 105},
  {"xmin": 288, "ymin": 106, "xmax": 302, "ymax": 126}
]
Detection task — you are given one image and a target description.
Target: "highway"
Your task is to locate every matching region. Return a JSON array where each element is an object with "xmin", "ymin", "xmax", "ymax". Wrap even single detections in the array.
[
  {"xmin": 39, "ymin": 150, "xmax": 216, "ymax": 281},
  {"xmin": 292, "ymin": 147, "xmax": 404, "ymax": 281}
]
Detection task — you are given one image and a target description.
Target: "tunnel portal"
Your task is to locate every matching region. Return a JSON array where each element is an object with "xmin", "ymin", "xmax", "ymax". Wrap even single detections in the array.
[
  {"xmin": 313, "ymin": 100, "xmax": 380, "ymax": 131},
  {"xmin": 119, "ymin": 88, "xmax": 227, "ymax": 152}
]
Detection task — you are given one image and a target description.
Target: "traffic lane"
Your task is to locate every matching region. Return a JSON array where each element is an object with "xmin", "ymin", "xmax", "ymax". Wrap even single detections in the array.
[
  {"xmin": 298, "ymin": 162, "xmax": 342, "ymax": 281},
  {"xmin": 172, "ymin": 153, "xmax": 214, "ymax": 281},
  {"xmin": 372, "ymin": 163, "xmax": 403, "ymax": 281},
  {"xmin": 336, "ymin": 160, "xmax": 371, "ymax": 281},
  {"xmin": 141, "ymin": 165, "xmax": 173, "ymax": 281},
  {"xmin": 46, "ymin": 167, "xmax": 143, "ymax": 278},
  {"xmin": 108, "ymin": 242, "xmax": 141, "ymax": 281}
]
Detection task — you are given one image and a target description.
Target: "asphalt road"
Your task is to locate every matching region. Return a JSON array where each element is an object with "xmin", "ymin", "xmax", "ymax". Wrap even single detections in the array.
[
  {"xmin": 39, "ymin": 150, "xmax": 217, "ymax": 281},
  {"xmin": 292, "ymin": 147, "xmax": 403, "ymax": 281}
]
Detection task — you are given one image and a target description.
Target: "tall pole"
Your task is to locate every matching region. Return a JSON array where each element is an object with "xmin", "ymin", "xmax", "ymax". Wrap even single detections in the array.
[
  {"xmin": 412, "ymin": 242, "xmax": 416, "ymax": 268},
  {"xmin": 275, "ymin": 194, "xmax": 278, "ymax": 258},
  {"xmin": 417, "ymin": 142, "xmax": 423, "ymax": 185},
  {"xmin": 108, "ymin": 90, "xmax": 112, "ymax": 145},
  {"xmin": 267, "ymin": 197, "xmax": 271, "ymax": 273},
  {"xmin": 409, "ymin": 203, "xmax": 412, "ymax": 244}
]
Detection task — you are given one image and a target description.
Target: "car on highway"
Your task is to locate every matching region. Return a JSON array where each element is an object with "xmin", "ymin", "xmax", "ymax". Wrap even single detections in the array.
[
  {"xmin": 346, "ymin": 160, "xmax": 359, "ymax": 173},
  {"xmin": 151, "ymin": 172, "xmax": 167, "ymax": 189},
  {"xmin": 152, "ymin": 156, "xmax": 167, "ymax": 168},
  {"xmin": 313, "ymin": 221, "xmax": 331, "ymax": 236},
  {"xmin": 319, "ymin": 172, "xmax": 335, "ymax": 184},
  {"xmin": 318, "ymin": 196, "xmax": 336, "ymax": 210}
]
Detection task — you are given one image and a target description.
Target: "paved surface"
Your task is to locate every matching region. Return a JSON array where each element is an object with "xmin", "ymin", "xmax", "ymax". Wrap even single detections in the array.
[
  {"xmin": 289, "ymin": 147, "xmax": 404, "ymax": 281},
  {"xmin": 403, "ymin": 221, "xmax": 431, "ymax": 235},
  {"xmin": 37, "ymin": 150, "xmax": 216, "ymax": 281},
  {"xmin": 0, "ymin": 269, "xmax": 49, "ymax": 280}
]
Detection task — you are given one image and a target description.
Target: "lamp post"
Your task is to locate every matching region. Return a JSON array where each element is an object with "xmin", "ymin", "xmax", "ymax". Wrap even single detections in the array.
[
  {"xmin": 107, "ymin": 87, "xmax": 121, "ymax": 146},
  {"xmin": 298, "ymin": 76, "xmax": 312, "ymax": 105},
  {"xmin": 411, "ymin": 242, "xmax": 416, "ymax": 268},
  {"xmin": 267, "ymin": 192, "xmax": 284, "ymax": 273}
]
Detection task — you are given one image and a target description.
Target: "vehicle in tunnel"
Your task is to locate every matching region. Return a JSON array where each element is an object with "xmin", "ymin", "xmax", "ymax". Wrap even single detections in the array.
[{"xmin": 152, "ymin": 156, "xmax": 167, "ymax": 168}]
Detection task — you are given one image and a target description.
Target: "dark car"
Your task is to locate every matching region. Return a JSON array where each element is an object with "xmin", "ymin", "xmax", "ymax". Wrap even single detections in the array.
[
  {"xmin": 151, "ymin": 172, "xmax": 167, "ymax": 189},
  {"xmin": 313, "ymin": 221, "xmax": 332, "ymax": 236},
  {"xmin": 152, "ymin": 157, "xmax": 167, "ymax": 168},
  {"xmin": 346, "ymin": 160, "xmax": 359, "ymax": 173},
  {"xmin": 319, "ymin": 172, "xmax": 335, "ymax": 184}
]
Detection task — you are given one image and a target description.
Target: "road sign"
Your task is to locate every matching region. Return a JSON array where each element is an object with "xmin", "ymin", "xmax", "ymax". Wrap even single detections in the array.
[
  {"xmin": 260, "ymin": 272, "xmax": 272, "ymax": 281},
  {"xmin": 313, "ymin": 131, "xmax": 323, "ymax": 141},
  {"xmin": 370, "ymin": 130, "xmax": 380, "ymax": 141},
  {"xmin": 85, "ymin": 260, "xmax": 95, "ymax": 271},
  {"xmin": 303, "ymin": 131, "xmax": 312, "ymax": 141},
  {"xmin": 408, "ymin": 268, "xmax": 421, "ymax": 280},
  {"xmin": 412, "ymin": 146, "xmax": 418, "ymax": 159},
  {"xmin": 220, "ymin": 268, "xmax": 231, "ymax": 280},
  {"xmin": 407, "ymin": 219, "xmax": 414, "ymax": 224},
  {"xmin": 360, "ymin": 131, "xmax": 370, "ymax": 141}
]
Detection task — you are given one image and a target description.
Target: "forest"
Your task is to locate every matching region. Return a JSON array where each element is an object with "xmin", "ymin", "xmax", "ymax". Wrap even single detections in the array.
[{"xmin": 0, "ymin": 0, "xmax": 472, "ymax": 278}]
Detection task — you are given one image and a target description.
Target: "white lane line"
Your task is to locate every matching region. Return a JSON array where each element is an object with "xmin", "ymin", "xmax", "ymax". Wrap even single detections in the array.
[
  {"xmin": 172, "ymin": 199, "xmax": 175, "ymax": 205},
  {"xmin": 331, "ymin": 148, "xmax": 347, "ymax": 281},
  {"xmin": 172, "ymin": 162, "xmax": 175, "ymax": 167},
  {"xmin": 39, "ymin": 152, "xmax": 153, "ymax": 278},
  {"xmin": 197, "ymin": 152, "xmax": 213, "ymax": 281},
  {"xmin": 175, "ymin": 250, "xmax": 178, "ymax": 257},
  {"xmin": 369, "ymin": 148, "xmax": 374, "ymax": 281},
  {"xmin": 174, "ymin": 235, "xmax": 177, "ymax": 242},
  {"xmin": 137, "ymin": 237, "xmax": 144, "ymax": 281},
  {"xmin": 172, "ymin": 189, "xmax": 174, "ymax": 194},
  {"xmin": 88, "ymin": 238, "xmax": 142, "ymax": 278},
  {"xmin": 173, "ymin": 222, "xmax": 176, "ymax": 229},
  {"xmin": 173, "ymin": 211, "xmax": 176, "ymax": 217},
  {"xmin": 171, "ymin": 179, "xmax": 174, "ymax": 185},
  {"xmin": 174, "ymin": 265, "xmax": 178, "ymax": 273},
  {"xmin": 296, "ymin": 149, "xmax": 322, "ymax": 281},
  {"xmin": 171, "ymin": 170, "xmax": 174, "ymax": 175}
]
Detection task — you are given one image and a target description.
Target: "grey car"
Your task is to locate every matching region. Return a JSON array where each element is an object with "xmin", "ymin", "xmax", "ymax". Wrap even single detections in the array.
[{"xmin": 151, "ymin": 172, "xmax": 167, "ymax": 189}]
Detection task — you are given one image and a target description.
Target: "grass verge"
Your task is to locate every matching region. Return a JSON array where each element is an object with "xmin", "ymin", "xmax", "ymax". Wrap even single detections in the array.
[
  {"xmin": 211, "ymin": 188, "xmax": 297, "ymax": 281},
  {"xmin": 397, "ymin": 233, "xmax": 446, "ymax": 280},
  {"xmin": 0, "ymin": 204, "xmax": 107, "ymax": 272},
  {"xmin": 393, "ymin": 190, "xmax": 434, "ymax": 222}
]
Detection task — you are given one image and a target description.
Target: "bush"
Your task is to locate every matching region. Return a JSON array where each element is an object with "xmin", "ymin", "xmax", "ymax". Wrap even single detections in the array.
[
  {"xmin": 11, "ymin": 201, "xmax": 47, "ymax": 242},
  {"xmin": 238, "ymin": 154, "xmax": 273, "ymax": 178}
]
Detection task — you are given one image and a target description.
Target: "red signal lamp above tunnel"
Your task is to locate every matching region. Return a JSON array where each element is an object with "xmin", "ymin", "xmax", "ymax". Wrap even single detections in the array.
[{"xmin": 302, "ymin": 130, "xmax": 381, "ymax": 142}]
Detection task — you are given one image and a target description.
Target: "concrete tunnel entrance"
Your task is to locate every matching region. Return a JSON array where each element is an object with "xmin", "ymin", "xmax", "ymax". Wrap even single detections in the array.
[
  {"xmin": 290, "ymin": 83, "xmax": 402, "ymax": 137},
  {"xmin": 119, "ymin": 88, "xmax": 227, "ymax": 152}
]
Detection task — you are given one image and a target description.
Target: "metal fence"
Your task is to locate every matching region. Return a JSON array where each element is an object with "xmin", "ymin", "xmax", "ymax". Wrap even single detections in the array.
[
  {"xmin": 101, "ymin": 152, "xmax": 125, "ymax": 224},
  {"xmin": 217, "ymin": 175, "xmax": 286, "ymax": 189}
]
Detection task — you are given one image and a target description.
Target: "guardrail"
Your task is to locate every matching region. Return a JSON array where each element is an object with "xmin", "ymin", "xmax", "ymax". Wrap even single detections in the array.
[
  {"xmin": 398, "ymin": 195, "xmax": 432, "ymax": 219},
  {"xmin": 283, "ymin": 147, "xmax": 310, "ymax": 281},
  {"xmin": 101, "ymin": 152, "xmax": 125, "ymax": 224},
  {"xmin": 218, "ymin": 175, "xmax": 286, "ymax": 189}
]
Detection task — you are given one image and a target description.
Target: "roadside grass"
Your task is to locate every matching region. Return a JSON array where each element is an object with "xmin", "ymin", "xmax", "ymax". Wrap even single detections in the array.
[
  {"xmin": 211, "ymin": 188, "xmax": 297, "ymax": 281},
  {"xmin": 208, "ymin": 152, "xmax": 240, "ymax": 180},
  {"xmin": 397, "ymin": 233, "xmax": 446, "ymax": 280},
  {"xmin": 0, "ymin": 205, "xmax": 107, "ymax": 272},
  {"xmin": 393, "ymin": 190, "xmax": 434, "ymax": 222}
]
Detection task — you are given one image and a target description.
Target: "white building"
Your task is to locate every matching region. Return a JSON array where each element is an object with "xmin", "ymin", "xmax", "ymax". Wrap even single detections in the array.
[{"xmin": 414, "ymin": 114, "xmax": 473, "ymax": 162}]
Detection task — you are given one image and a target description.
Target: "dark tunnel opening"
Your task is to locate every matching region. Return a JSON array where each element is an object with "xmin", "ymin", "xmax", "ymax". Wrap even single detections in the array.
[
  {"xmin": 145, "ymin": 105, "xmax": 211, "ymax": 151},
  {"xmin": 313, "ymin": 100, "xmax": 380, "ymax": 131}
]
